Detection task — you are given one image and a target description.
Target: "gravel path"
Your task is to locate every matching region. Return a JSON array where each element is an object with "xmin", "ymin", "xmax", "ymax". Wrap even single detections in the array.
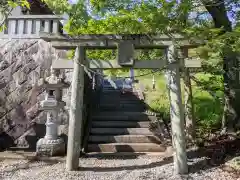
[{"xmin": 0, "ymin": 154, "xmax": 238, "ymax": 180}]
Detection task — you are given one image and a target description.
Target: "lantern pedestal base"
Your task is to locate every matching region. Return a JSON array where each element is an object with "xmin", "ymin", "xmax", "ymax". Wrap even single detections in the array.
[{"xmin": 36, "ymin": 138, "xmax": 65, "ymax": 157}]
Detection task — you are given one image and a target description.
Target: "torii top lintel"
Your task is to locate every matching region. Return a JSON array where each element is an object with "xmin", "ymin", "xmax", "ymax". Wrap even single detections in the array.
[{"xmin": 40, "ymin": 32, "xmax": 204, "ymax": 50}]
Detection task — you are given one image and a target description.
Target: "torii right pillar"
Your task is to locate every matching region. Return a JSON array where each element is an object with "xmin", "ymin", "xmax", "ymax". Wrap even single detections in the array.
[{"xmin": 167, "ymin": 44, "xmax": 188, "ymax": 174}]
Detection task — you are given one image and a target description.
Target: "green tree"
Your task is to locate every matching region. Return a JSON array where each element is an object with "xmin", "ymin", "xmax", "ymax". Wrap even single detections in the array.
[
  {"xmin": 0, "ymin": 0, "xmax": 30, "ymax": 31},
  {"xmin": 201, "ymin": 0, "xmax": 240, "ymax": 133},
  {"xmin": 2, "ymin": 0, "xmax": 240, "ymax": 133},
  {"xmin": 44, "ymin": 0, "xmax": 240, "ymax": 133},
  {"xmin": 82, "ymin": 0, "xmax": 240, "ymax": 133}
]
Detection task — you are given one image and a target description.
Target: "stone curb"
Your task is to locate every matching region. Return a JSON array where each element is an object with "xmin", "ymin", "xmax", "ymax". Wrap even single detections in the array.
[{"xmin": 0, "ymin": 151, "xmax": 66, "ymax": 162}]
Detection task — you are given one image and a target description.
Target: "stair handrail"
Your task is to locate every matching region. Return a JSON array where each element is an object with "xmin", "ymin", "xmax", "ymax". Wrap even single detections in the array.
[{"xmin": 81, "ymin": 72, "xmax": 103, "ymax": 154}]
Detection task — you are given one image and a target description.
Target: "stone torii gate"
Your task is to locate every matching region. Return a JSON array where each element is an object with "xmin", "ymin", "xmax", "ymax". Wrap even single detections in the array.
[{"xmin": 40, "ymin": 33, "xmax": 202, "ymax": 174}]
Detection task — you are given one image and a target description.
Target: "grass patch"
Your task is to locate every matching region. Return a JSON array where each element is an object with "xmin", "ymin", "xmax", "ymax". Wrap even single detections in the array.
[{"xmin": 138, "ymin": 72, "xmax": 223, "ymax": 137}]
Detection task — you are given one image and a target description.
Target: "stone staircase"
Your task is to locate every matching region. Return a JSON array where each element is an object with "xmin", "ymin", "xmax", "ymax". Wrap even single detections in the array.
[{"xmin": 86, "ymin": 79, "xmax": 169, "ymax": 154}]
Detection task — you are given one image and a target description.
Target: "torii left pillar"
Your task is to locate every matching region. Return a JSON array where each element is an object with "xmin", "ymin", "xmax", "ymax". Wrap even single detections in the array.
[{"xmin": 66, "ymin": 46, "xmax": 85, "ymax": 171}]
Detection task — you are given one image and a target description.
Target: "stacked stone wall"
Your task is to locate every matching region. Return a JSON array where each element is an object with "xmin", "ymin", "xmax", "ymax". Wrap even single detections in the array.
[{"xmin": 0, "ymin": 39, "xmax": 70, "ymax": 149}]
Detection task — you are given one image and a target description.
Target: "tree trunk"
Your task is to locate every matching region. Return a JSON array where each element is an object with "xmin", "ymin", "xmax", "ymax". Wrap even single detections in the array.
[
  {"xmin": 184, "ymin": 68, "xmax": 196, "ymax": 139},
  {"xmin": 178, "ymin": 47, "xmax": 196, "ymax": 141},
  {"xmin": 203, "ymin": 0, "xmax": 240, "ymax": 132},
  {"xmin": 181, "ymin": 49, "xmax": 196, "ymax": 141}
]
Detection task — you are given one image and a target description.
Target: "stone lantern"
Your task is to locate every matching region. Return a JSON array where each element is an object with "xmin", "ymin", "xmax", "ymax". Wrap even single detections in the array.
[{"xmin": 36, "ymin": 67, "xmax": 69, "ymax": 156}]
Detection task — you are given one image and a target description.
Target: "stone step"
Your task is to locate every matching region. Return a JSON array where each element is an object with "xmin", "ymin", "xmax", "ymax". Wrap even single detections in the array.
[
  {"xmin": 101, "ymin": 91, "xmax": 138, "ymax": 95},
  {"xmin": 100, "ymin": 98, "xmax": 141, "ymax": 103},
  {"xmin": 89, "ymin": 135, "xmax": 161, "ymax": 144},
  {"xmin": 91, "ymin": 128, "xmax": 152, "ymax": 135},
  {"xmin": 101, "ymin": 91, "xmax": 139, "ymax": 97},
  {"xmin": 100, "ymin": 96, "xmax": 139, "ymax": 101},
  {"xmin": 91, "ymin": 121, "xmax": 150, "ymax": 128},
  {"xmin": 91, "ymin": 116, "xmax": 154, "ymax": 121},
  {"xmin": 100, "ymin": 99, "xmax": 143, "ymax": 103},
  {"xmin": 87, "ymin": 143, "xmax": 166, "ymax": 152},
  {"xmin": 85, "ymin": 152, "xmax": 168, "ymax": 157},
  {"xmin": 101, "ymin": 88, "xmax": 121, "ymax": 91},
  {"xmin": 102, "ymin": 87, "xmax": 133, "ymax": 92},
  {"xmin": 98, "ymin": 109, "xmax": 146, "ymax": 113},
  {"xmin": 92, "ymin": 112, "xmax": 157, "ymax": 121},
  {"xmin": 100, "ymin": 102, "xmax": 144, "ymax": 106},
  {"xmin": 100, "ymin": 97, "xmax": 142, "ymax": 100},
  {"xmin": 99, "ymin": 102, "xmax": 144, "ymax": 106},
  {"xmin": 85, "ymin": 151, "xmax": 172, "ymax": 157},
  {"xmin": 102, "ymin": 86, "xmax": 132, "ymax": 89},
  {"xmin": 99, "ymin": 104, "xmax": 146, "ymax": 112}
]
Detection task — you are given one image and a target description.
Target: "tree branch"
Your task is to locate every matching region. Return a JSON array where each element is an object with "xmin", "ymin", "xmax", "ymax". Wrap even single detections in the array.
[{"xmin": 0, "ymin": 7, "xmax": 13, "ymax": 29}]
